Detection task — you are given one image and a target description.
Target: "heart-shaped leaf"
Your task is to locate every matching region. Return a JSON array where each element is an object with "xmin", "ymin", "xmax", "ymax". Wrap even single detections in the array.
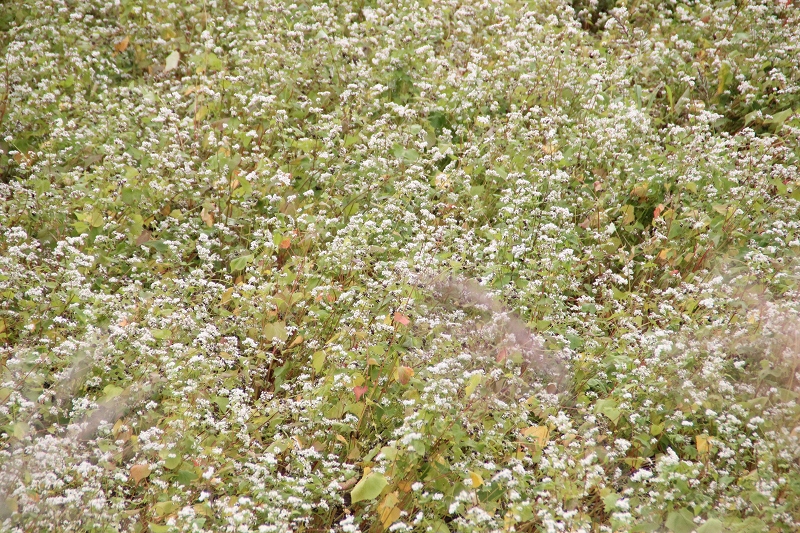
[
  {"xmin": 351, "ymin": 472, "xmax": 387, "ymax": 504},
  {"xmin": 130, "ymin": 464, "xmax": 151, "ymax": 483}
]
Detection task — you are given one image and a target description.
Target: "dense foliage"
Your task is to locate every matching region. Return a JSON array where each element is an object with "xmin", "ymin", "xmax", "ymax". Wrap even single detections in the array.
[{"xmin": 1, "ymin": 0, "xmax": 800, "ymax": 531}]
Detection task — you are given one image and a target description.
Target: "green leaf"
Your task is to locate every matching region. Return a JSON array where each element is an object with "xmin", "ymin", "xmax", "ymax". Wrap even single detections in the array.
[
  {"xmin": 602, "ymin": 492, "xmax": 619, "ymax": 513},
  {"xmin": 143, "ymin": 240, "xmax": 168, "ymax": 253},
  {"xmin": 12, "ymin": 422, "xmax": 28, "ymax": 439},
  {"xmin": 102, "ymin": 384, "xmax": 125, "ymax": 400},
  {"xmin": 715, "ymin": 62, "xmax": 731, "ymax": 97},
  {"xmin": 766, "ymin": 108, "xmax": 794, "ymax": 131},
  {"xmin": 595, "ymin": 398, "xmax": 621, "ymax": 425},
  {"xmin": 748, "ymin": 491, "xmax": 769, "ymax": 505},
  {"xmin": 351, "ymin": 472, "xmax": 388, "ymax": 504},
  {"xmin": 665, "ymin": 509, "xmax": 695, "ymax": 533},
  {"xmin": 120, "ymin": 187, "xmax": 139, "ymax": 205},
  {"xmin": 162, "ymin": 452, "xmax": 181, "ymax": 470},
  {"xmin": 465, "ymin": 374, "xmax": 482, "ymax": 397},
  {"xmin": 263, "ymin": 321, "xmax": 288, "ymax": 343},
  {"xmin": 154, "ymin": 501, "xmax": 178, "ymax": 517},
  {"xmin": 697, "ymin": 518, "xmax": 723, "ymax": 533},
  {"xmin": 176, "ymin": 469, "xmax": 198, "ymax": 485},
  {"xmin": 230, "ymin": 254, "xmax": 253, "ymax": 272},
  {"xmin": 312, "ymin": 350, "xmax": 326, "ymax": 373},
  {"xmin": 152, "ymin": 328, "xmax": 171, "ymax": 340},
  {"xmin": 343, "ymin": 201, "xmax": 359, "ymax": 217}
]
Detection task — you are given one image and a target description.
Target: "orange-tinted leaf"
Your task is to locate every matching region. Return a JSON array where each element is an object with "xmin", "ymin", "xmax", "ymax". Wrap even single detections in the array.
[
  {"xmin": 653, "ymin": 203, "xmax": 665, "ymax": 219},
  {"xmin": 115, "ymin": 35, "xmax": 130, "ymax": 53},
  {"xmin": 280, "ymin": 238, "xmax": 291, "ymax": 249},
  {"xmin": 130, "ymin": 464, "xmax": 151, "ymax": 483},
  {"xmin": 393, "ymin": 312, "xmax": 410, "ymax": 326},
  {"xmin": 522, "ymin": 425, "xmax": 549, "ymax": 447},
  {"xmin": 353, "ymin": 385, "xmax": 368, "ymax": 400},
  {"xmin": 496, "ymin": 348, "xmax": 508, "ymax": 363},
  {"xmin": 396, "ymin": 366, "xmax": 414, "ymax": 385}
]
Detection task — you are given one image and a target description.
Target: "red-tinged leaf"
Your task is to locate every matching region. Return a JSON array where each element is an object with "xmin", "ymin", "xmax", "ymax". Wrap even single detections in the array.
[
  {"xmin": 280, "ymin": 237, "xmax": 291, "ymax": 249},
  {"xmin": 393, "ymin": 312, "xmax": 410, "ymax": 326},
  {"xmin": 396, "ymin": 366, "xmax": 414, "ymax": 385},
  {"xmin": 496, "ymin": 348, "xmax": 508, "ymax": 363},
  {"xmin": 653, "ymin": 203, "xmax": 665, "ymax": 219},
  {"xmin": 353, "ymin": 385, "xmax": 368, "ymax": 400}
]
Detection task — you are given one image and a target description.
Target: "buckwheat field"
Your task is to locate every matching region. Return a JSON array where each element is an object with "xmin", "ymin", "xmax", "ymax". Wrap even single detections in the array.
[{"xmin": 1, "ymin": 1, "xmax": 799, "ymax": 532}]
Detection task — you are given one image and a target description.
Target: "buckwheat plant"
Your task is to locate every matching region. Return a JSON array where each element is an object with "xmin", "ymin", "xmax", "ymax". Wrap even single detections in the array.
[{"xmin": 1, "ymin": 0, "xmax": 799, "ymax": 532}]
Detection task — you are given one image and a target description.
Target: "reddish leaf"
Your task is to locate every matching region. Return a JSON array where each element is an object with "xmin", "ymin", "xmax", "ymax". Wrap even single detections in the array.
[
  {"xmin": 653, "ymin": 203, "xmax": 665, "ymax": 219},
  {"xmin": 280, "ymin": 238, "xmax": 291, "ymax": 249},
  {"xmin": 393, "ymin": 312, "xmax": 410, "ymax": 326},
  {"xmin": 353, "ymin": 385, "xmax": 368, "ymax": 400},
  {"xmin": 396, "ymin": 366, "xmax": 414, "ymax": 385}
]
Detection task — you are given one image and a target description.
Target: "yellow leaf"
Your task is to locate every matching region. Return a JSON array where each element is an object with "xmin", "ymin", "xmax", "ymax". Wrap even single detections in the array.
[
  {"xmin": 220, "ymin": 287, "xmax": 234, "ymax": 305},
  {"xmin": 522, "ymin": 425, "xmax": 549, "ymax": 447},
  {"xmin": 542, "ymin": 143, "xmax": 557, "ymax": 155},
  {"xmin": 130, "ymin": 464, "xmax": 151, "ymax": 483},
  {"xmin": 378, "ymin": 492, "xmax": 401, "ymax": 529},
  {"xmin": 696, "ymin": 435, "xmax": 712, "ymax": 454},
  {"xmin": 201, "ymin": 207, "xmax": 214, "ymax": 227},
  {"xmin": 380, "ymin": 505, "xmax": 401, "ymax": 529},
  {"xmin": 469, "ymin": 471, "xmax": 483, "ymax": 488},
  {"xmin": 193, "ymin": 504, "xmax": 213, "ymax": 517},
  {"xmin": 288, "ymin": 335, "xmax": 304, "ymax": 348}
]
